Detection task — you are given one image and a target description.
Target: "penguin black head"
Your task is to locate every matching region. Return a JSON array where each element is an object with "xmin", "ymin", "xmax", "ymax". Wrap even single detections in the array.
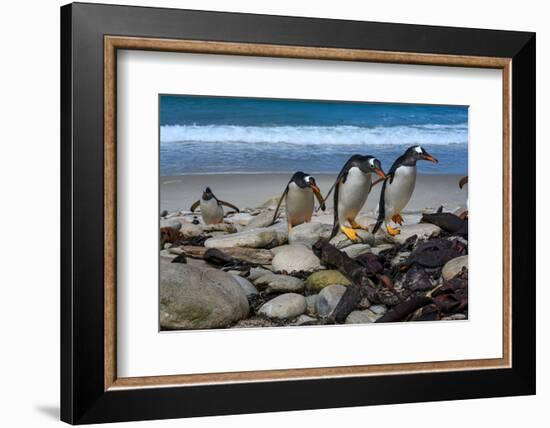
[
  {"xmin": 202, "ymin": 187, "xmax": 215, "ymax": 200},
  {"xmin": 405, "ymin": 145, "xmax": 439, "ymax": 164},
  {"xmin": 290, "ymin": 171, "xmax": 325, "ymax": 210},
  {"xmin": 359, "ymin": 156, "xmax": 386, "ymax": 179},
  {"xmin": 291, "ymin": 171, "xmax": 318, "ymax": 190}
]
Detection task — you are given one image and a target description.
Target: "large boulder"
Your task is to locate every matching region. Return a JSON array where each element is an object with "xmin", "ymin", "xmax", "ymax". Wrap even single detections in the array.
[
  {"xmin": 258, "ymin": 293, "xmax": 306, "ymax": 319},
  {"xmin": 271, "ymin": 244, "xmax": 322, "ymax": 273},
  {"xmin": 305, "ymin": 270, "xmax": 351, "ymax": 292},
  {"xmin": 288, "ymin": 222, "xmax": 332, "ymax": 247},
  {"xmin": 160, "ymin": 263, "xmax": 249, "ymax": 330},
  {"xmin": 204, "ymin": 224, "xmax": 287, "ymax": 249},
  {"xmin": 231, "ymin": 274, "xmax": 259, "ymax": 297}
]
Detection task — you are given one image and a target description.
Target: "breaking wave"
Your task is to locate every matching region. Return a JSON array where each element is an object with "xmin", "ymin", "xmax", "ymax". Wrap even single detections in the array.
[{"xmin": 160, "ymin": 124, "xmax": 468, "ymax": 146}]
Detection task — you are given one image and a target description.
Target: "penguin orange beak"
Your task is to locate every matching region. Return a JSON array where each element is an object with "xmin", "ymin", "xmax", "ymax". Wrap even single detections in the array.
[
  {"xmin": 310, "ymin": 184, "xmax": 326, "ymax": 211},
  {"xmin": 374, "ymin": 168, "xmax": 386, "ymax": 179},
  {"xmin": 423, "ymin": 155, "xmax": 438, "ymax": 163}
]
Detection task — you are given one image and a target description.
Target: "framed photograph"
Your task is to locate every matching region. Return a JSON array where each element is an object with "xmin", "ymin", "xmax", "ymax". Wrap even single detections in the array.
[{"xmin": 61, "ymin": 2, "xmax": 535, "ymax": 424}]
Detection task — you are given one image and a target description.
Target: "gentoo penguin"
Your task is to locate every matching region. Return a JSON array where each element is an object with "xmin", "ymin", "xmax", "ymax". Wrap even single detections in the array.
[
  {"xmin": 190, "ymin": 187, "xmax": 240, "ymax": 224},
  {"xmin": 272, "ymin": 172, "xmax": 326, "ymax": 232},
  {"xmin": 328, "ymin": 155, "xmax": 386, "ymax": 241},
  {"xmin": 373, "ymin": 145, "xmax": 438, "ymax": 236}
]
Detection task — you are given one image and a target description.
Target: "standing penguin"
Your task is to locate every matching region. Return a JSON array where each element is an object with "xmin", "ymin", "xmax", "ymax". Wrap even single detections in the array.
[
  {"xmin": 328, "ymin": 155, "xmax": 386, "ymax": 241},
  {"xmin": 373, "ymin": 145, "xmax": 438, "ymax": 236},
  {"xmin": 272, "ymin": 172, "xmax": 326, "ymax": 232},
  {"xmin": 190, "ymin": 187, "xmax": 240, "ymax": 224}
]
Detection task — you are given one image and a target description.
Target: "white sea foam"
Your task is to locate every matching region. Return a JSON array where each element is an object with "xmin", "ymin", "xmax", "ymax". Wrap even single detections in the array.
[{"xmin": 160, "ymin": 124, "xmax": 467, "ymax": 145}]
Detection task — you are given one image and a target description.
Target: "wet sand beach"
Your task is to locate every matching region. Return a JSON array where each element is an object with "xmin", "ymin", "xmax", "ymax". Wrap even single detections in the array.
[{"xmin": 160, "ymin": 173, "xmax": 467, "ymax": 215}]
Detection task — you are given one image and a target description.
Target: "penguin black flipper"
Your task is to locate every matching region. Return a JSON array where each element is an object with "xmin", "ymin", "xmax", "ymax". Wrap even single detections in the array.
[
  {"xmin": 218, "ymin": 200, "xmax": 240, "ymax": 213},
  {"xmin": 329, "ymin": 175, "xmax": 344, "ymax": 239},
  {"xmin": 322, "ymin": 182, "xmax": 336, "ymax": 203},
  {"xmin": 271, "ymin": 185, "xmax": 289, "ymax": 225},
  {"xmin": 372, "ymin": 179, "xmax": 388, "ymax": 234},
  {"xmin": 190, "ymin": 200, "xmax": 200, "ymax": 212}
]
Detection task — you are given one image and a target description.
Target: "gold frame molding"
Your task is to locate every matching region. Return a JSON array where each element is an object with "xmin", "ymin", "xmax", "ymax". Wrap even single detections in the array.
[{"xmin": 104, "ymin": 36, "xmax": 512, "ymax": 391}]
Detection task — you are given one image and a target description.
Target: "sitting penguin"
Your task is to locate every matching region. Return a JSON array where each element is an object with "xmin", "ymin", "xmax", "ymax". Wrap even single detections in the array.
[
  {"xmin": 190, "ymin": 187, "xmax": 240, "ymax": 224},
  {"xmin": 272, "ymin": 171, "xmax": 326, "ymax": 232},
  {"xmin": 373, "ymin": 145, "xmax": 438, "ymax": 236},
  {"xmin": 328, "ymin": 155, "xmax": 386, "ymax": 241}
]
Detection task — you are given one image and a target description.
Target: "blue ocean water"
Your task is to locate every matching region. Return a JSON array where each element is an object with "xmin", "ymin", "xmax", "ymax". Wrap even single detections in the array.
[{"xmin": 160, "ymin": 95, "xmax": 468, "ymax": 176}]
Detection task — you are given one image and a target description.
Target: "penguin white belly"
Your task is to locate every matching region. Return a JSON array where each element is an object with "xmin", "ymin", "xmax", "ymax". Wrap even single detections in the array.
[
  {"xmin": 384, "ymin": 165, "xmax": 417, "ymax": 219},
  {"xmin": 200, "ymin": 198, "xmax": 224, "ymax": 224},
  {"xmin": 338, "ymin": 167, "xmax": 372, "ymax": 224},
  {"xmin": 286, "ymin": 183, "xmax": 314, "ymax": 226}
]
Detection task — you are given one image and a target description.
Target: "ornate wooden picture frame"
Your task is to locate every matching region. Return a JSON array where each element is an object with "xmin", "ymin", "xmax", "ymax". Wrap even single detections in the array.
[{"xmin": 61, "ymin": 2, "xmax": 535, "ymax": 424}]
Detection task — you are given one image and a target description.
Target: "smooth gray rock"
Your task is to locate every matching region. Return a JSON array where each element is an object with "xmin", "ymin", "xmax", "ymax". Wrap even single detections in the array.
[
  {"xmin": 369, "ymin": 304, "xmax": 388, "ymax": 315},
  {"xmin": 441, "ymin": 313, "xmax": 467, "ymax": 321},
  {"xmin": 179, "ymin": 222, "xmax": 203, "ymax": 238},
  {"xmin": 388, "ymin": 223, "xmax": 441, "ymax": 244},
  {"xmin": 329, "ymin": 230, "xmax": 375, "ymax": 249},
  {"xmin": 371, "ymin": 244, "xmax": 394, "ymax": 256},
  {"xmin": 257, "ymin": 195, "xmax": 285, "ymax": 210},
  {"xmin": 442, "ymin": 255, "xmax": 468, "ymax": 281},
  {"xmin": 160, "ymin": 249, "xmax": 178, "ymax": 261},
  {"xmin": 271, "ymin": 244, "xmax": 322, "ymax": 273},
  {"xmin": 224, "ymin": 212, "xmax": 254, "ymax": 226},
  {"xmin": 254, "ymin": 273, "xmax": 304, "ymax": 293},
  {"xmin": 341, "ymin": 244, "xmax": 372, "ymax": 258},
  {"xmin": 305, "ymin": 294, "xmax": 318, "ymax": 316},
  {"xmin": 288, "ymin": 222, "xmax": 332, "ymax": 247},
  {"xmin": 270, "ymin": 245, "xmax": 289, "ymax": 256},
  {"xmin": 391, "ymin": 251, "xmax": 411, "ymax": 266},
  {"xmin": 258, "ymin": 293, "xmax": 306, "ymax": 319},
  {"xmin": 160, "ymin": 218, "xmax": 182, "ymax": 230},
  {"xmin": 305, "ymin": 270, "xmax": 351, "ymax": 292},
  {"xmin": 245, "ymin": 210, "xmax": 276, "ymax": 229},
  {"xmin": 231, "ymin": 274, "xmax": 259, "ymax": 297},
  {"xmin": 291, "ymin": 314, "xmax": 318, "ymax": 326},
  {"xmin": 203, "ymin": 223, "xmax": 237, "ymax": 233},
  {"xmin": 204, "ymin": 224, "xmax": 287, "ymax": 249},
  {"xmin": 247, "ymin": 267, "xmax": 273, "ymax": 281},
  {"xmin": 345, "ymin": 309, "xmax": 381, "ymax": 324},
  {"xmin": 253, "ymin": 274, "xmax": 300, "ymax": 292},
  {"xmin": 160, "ymin": 263, "xmax": 249, "ymax": 330},
  {"xmin": 313, "ymin": 214, "xmax": 335, "ymax": 225},
  {"xmin": 316, "ymin": 284, "xmax": 347, "ymax": 318}
]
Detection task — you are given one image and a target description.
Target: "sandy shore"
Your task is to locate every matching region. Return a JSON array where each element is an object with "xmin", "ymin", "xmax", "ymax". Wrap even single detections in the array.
[{"xmin": 160, "ymin": 173, "xmax": 467, "ymax": 215}]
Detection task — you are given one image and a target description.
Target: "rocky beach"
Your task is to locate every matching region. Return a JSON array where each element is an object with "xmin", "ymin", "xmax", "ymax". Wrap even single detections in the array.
[{"xmin": 159, "ymin": 173, "xmax": 468, "ymax": 330}]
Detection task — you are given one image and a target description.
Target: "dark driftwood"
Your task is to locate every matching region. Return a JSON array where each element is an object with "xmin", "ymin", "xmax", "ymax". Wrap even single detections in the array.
[
  {"xmin": 421, "ymin": 210, "xmax": 468, "ymax": 236},
  {"xmin": 313, "ymin": 240, "xmax": 381, "ymax": 323},
  {"xmin": 375, "ymin": 296, "xmax": 432, "ymax": 323}
]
